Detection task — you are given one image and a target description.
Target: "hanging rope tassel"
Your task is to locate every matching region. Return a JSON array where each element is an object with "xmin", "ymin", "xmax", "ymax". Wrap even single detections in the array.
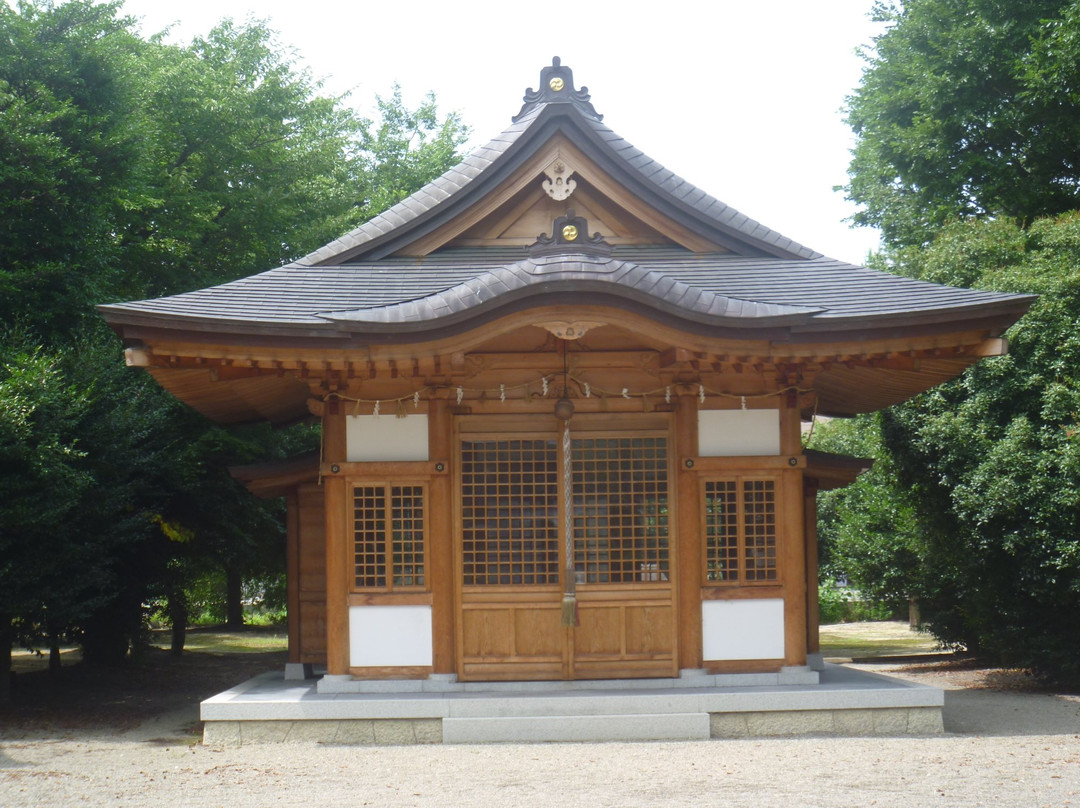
[{"xmin": 561, "ymin": 418, "xmax": 578, "ymax": 627}]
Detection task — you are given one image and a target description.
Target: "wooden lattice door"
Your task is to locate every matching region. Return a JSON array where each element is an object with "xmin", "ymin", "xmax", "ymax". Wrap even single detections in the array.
[{"xmin": 455, "ymin": 415, "xmax": 677, "ymax": 681}]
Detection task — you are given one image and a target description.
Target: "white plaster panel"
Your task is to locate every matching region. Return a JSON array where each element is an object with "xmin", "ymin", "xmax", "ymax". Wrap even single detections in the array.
[
  {"xmin": 702, "ymin": 598, "xmax": 785, "ymax": 661},
  {"xmin": 698, "ymin": 409, "xmax": 780, "ymax": 456},
  {"xmin": 346, "ymin": 414, "xmax": 429, "ymax": 462},
  {"xmin": 349, "ymin": 605, "xmax": 433, "ymax": 668}
]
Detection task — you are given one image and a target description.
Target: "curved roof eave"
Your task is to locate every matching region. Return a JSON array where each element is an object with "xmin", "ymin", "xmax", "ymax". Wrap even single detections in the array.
[{"xmin": 316, "ymin": 254, "xmax": 824, "ymax": 333}]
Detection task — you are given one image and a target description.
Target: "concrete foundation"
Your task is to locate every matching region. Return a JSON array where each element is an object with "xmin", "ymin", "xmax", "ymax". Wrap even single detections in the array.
[{"xmin": 200, "ymin": 663, "xmax": 943, "ymax": 745}]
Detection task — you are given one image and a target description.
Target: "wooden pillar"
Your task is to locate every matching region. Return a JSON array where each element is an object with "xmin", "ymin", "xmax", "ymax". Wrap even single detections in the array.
[
  {"xmin": 675, "ymin": 396, "xmax": 702, "ymax": 671},
  {"xmin": 285, "ymin": 490, "xmax": 300, "ymax": 664},
  {"xmin": 323, "ymin": 408, "xmax": 350, "ymax": 675},
  {"xmin": 804, "ymin": 483, "xmax": 821, "ymax": 655},
  {"xmin": 428, "ymin": 399, "xmax": 455, "ymax": 673},
  {"xmin": 779, "ymin": 394, "xmax": 807, "ymax": 666}
]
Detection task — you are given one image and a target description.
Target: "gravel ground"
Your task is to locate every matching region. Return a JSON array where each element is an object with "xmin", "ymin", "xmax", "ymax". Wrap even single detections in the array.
[{"xmin": 2, "ymin": 661, "xmax": 1078, "ymax": 808}]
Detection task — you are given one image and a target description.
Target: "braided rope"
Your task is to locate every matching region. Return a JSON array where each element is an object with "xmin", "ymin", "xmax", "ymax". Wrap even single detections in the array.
[{"xmin": 561, "ymin": 418, "xmax": 577, "ymax": 626}]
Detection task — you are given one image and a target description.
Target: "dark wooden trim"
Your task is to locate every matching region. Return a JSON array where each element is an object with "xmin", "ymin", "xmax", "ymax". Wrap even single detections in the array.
[
  {"xmin": 347, "ymin": 665, "xmax": 432, "ymax": 680},
  {"xmin": 704, "ymin": 659, "xmax": 784, "ymax": 674},
  {"xmin": 700, "ymin": 585, "xmax": 786, "ymax": 601},
  {"xmin": 347, "ymin": 592, "xmax": 433, "ymax": 607},
  {"xmin": 686, "ymin": 455, "xmax": 805, "ymax": 471},
  {"xmin": 324, "ymin": 461, "xmax": 445, "ymax": 479}
]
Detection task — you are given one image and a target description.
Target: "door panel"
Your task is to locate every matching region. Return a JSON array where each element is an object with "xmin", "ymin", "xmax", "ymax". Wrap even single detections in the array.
[{"xmin": 456, "ymin": 416, "xmax": 677, "ymax": 681}]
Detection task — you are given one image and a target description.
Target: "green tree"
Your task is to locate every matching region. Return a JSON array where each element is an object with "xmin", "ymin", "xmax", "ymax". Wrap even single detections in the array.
[
  {"xmin": 354, "ymin": 86, "xmax": 469, "ymax": 223},
  {"xmin": 117, "ymin": 19, "xmax": 364, "ymax": 298},
  {"xmin": 810, "ymin": 414, "xmax": 922, "ymax": 611},
  {"xmin": 0, "ymin": 0, "xmax": 146, "ymax": 340},
  {"xmin": 844, "ymin": 0, "xmax": 1080, "ymax": 246},
  {"xmin": 880, "ymin": 215, "xmax": 1080, "ymax": 680},
  {"xmin": 0, "ymin": 331, "xmax": 181, "ymax": 678},
  {"xmin": 0, "ymin": 1, "xmax": 470, "ymax": 685},
  {"xmin": 841, "ymin": 0, "xmax": 1080, "ymax": 683}
]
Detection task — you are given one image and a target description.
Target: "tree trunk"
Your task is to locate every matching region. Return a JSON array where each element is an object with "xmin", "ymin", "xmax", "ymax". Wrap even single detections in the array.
[
  {"xmin": 168, "ymin": 591, "xmax": 188, "ymax": 657},
  {"xmin": 82, "ymin": 598, "xmax": 133, "ymax": 666},
  {"xmin": 0, "ymin": 617, "xmax": 12, "ymax": 703},
  {"xmin": 48, "ymin": 639, "xmax": 61, "ymax": 675},
  {"xmin": 225, "ymin": 566, "xmax": 244, "ymax": 629},
  {"xmin": 46, "ymin": 616, "xmax": 62, "ymax": 676}
]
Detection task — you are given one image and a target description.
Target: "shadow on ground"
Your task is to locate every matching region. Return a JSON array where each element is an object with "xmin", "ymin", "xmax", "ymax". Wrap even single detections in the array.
[{"xmin": 943, "ymin": 689, "xmax": 1080, "ymax": 736}]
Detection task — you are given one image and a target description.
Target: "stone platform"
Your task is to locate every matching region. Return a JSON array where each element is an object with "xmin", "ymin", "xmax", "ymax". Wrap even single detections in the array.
[{"xmin": 201, "ymin": 663, "xmax": 943, "ymax": 745}]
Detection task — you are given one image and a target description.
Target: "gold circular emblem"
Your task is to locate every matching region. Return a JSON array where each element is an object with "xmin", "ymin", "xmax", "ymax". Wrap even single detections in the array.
[
  {"xmin": 562, "ymin": 224, "xmax": 579, "ymax": 241},
  {"xmin": 549, "ymin": 76, "xmax": 565, "ymax": 92}
]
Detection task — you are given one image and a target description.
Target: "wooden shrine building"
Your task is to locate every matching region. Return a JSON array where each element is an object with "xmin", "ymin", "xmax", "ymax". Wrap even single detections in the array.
[{"xmin": 100, "ymin": 59, "xmax": 1032, "ymax": 685}]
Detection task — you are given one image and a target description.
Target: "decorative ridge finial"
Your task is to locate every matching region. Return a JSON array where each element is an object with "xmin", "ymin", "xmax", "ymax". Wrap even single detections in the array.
[
  {"xmin": 513, "ymin": 57, "xmax": 603, "ymax": 122},
  {"xmin": 530, "ymin": 211, "xmax": 612, "ymax": 258}
]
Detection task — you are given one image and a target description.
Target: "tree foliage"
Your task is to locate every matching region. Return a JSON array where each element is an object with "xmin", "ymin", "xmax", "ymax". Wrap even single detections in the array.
[
  {"xmin": 838, "ymin": 0, "xmax": 1080, "ymax": 684},
  {"xmin": 845, "ymin": 0, "xmax": 1080, "ymax": 246},
  {"xmin": 0, "ymin": 0, "xmax": 145, "ymax": 340},
  {"xmin": 810, "ymin": 414, "xmax": 922, "ymax": 610},
  {"xmin": 820, "ymin": 215, "xmax": 1080, "ymax": 682},
  {"xmin": 0, "ymin": 0, "xmax": 468, "ymax": 683},
  {"xmin": 882, "ymin": 215, "xmax": 1080, "ymax": 681}
]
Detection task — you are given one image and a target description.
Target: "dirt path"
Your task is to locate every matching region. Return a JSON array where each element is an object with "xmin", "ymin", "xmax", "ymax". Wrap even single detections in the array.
[{"xmin": 2, "ymin": 659, "xmax": 1078, "ymax": 808}]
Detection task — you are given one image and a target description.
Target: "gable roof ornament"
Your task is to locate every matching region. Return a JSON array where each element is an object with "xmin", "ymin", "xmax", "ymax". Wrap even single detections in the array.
[
  {"xmin": 542, "ymin": 158, "xmax": 577, "ymax": 200},
  {"xmin": 530, "ymin": 211, "xmax": 612, "ymax": 258},
  {"xmin": 513, "ymin": 56, "xmax": 603, "ymax": 122}
]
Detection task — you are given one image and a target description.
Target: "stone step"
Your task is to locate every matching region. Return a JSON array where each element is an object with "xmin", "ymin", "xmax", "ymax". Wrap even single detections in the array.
[
  {"xmin": 442, "ymin": 712, "xmax": 711, "ymax": 743},
  {"xmin": 317, "ymin": 667, "xmax": 819, "ymax": 694}
]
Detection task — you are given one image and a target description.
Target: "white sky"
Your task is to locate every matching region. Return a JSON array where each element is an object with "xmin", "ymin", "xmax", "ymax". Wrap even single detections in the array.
[{"xmin": 115, "ymin": 0, "xmax": 885, "ymax": 265}]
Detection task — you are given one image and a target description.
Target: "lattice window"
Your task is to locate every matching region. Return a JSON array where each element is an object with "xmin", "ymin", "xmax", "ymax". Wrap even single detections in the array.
[
  {"xmin": 352, "ymin": 483, "xmax": 426, "ymax": 591},
  {"xmin": 743, "ymin": 480, "xmax": 777, "ymax": 581},
  {"xmin": 572, "ymin": 436, "xmax": 669, "ymax": 584},
  {"xmin": 460, "ymin": 438, "xmax": 560, "ymax": 586},
  {"xmin": 703, "ymin": 477, "xmax": 778, "ymax": 584},
  {"xmin": 703, "ymin": 480, "xmax": 738, "ymax": 582}
]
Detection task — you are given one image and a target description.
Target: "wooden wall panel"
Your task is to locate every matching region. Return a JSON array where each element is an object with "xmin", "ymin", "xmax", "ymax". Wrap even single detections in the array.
[
  {"xmin": 285, "ymin": 490, "xmax": 300, "ymax": 663},
  {"xmin": 514, "ymin": 607, "xmax": 562, "ymax": 657},
  {"xmin": 461, "ymin": 608, "xmax": 514, "ymax": 658},
  {"xmin": 572, "ymin": 591, "xmax": 676, "ymax": 679},
  {"xmin": 576, "ymin": 607, "xmax": 622, "ymax": 655},
  {"xmin": 296, "ymin": 483, "xmax": 327, "ymax": 665},
  {"xmin": 298, "ymin": 600, "xmax": 327, "ymax": 663},
  {"xmin": 625, "ymin": 606, "xmax": 672, "ymax": 655}
]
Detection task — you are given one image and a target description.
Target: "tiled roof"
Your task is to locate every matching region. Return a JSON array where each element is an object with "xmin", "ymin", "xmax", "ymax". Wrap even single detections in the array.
[
  {"xmin": 99, "ymin": 246, "xmax": 1032, "ymax": 335},
  {"xmin": 99, "ymin": 59, "xmax": 1033, "ymax": 341},
  {"xmin": 292, "ymin": 89, "xmax": 819, "ymax": 266}
]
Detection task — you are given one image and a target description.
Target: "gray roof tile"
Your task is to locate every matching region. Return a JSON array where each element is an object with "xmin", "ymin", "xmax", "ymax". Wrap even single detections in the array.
[
  {"xmin": 100, "ymin": 69, "xmax": 1034, "ymax": 341},
  {"xmin": 101, "ymin": 245, "xmax": 1031, "ymax": 340}
]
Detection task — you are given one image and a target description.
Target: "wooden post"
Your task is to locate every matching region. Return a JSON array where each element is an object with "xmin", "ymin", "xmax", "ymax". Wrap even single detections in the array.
[
  {"xmin": 804, "ymin": 483, "xmax": 820, "ymax": 655},
  {"xmin": 323, "ymin": 408, "xmax": 350, "ymax": 676},
  {"xmin": 778, "ymin": 393, "xmax": 802, "ymax": 457},
  {"xmin": 428, "ymin": 398, "xmax": 455, "ymax": 673},
  {"xmin": 286, "ymin": 490, "xmax": 300, "ymax": 664},
  {"xmin": 675, "ymin": 396, "xmax": 702, "ymax": 671},
  {"xmin": 779, "ymin": 397, "xmax": 807, "ymax": 666}
]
